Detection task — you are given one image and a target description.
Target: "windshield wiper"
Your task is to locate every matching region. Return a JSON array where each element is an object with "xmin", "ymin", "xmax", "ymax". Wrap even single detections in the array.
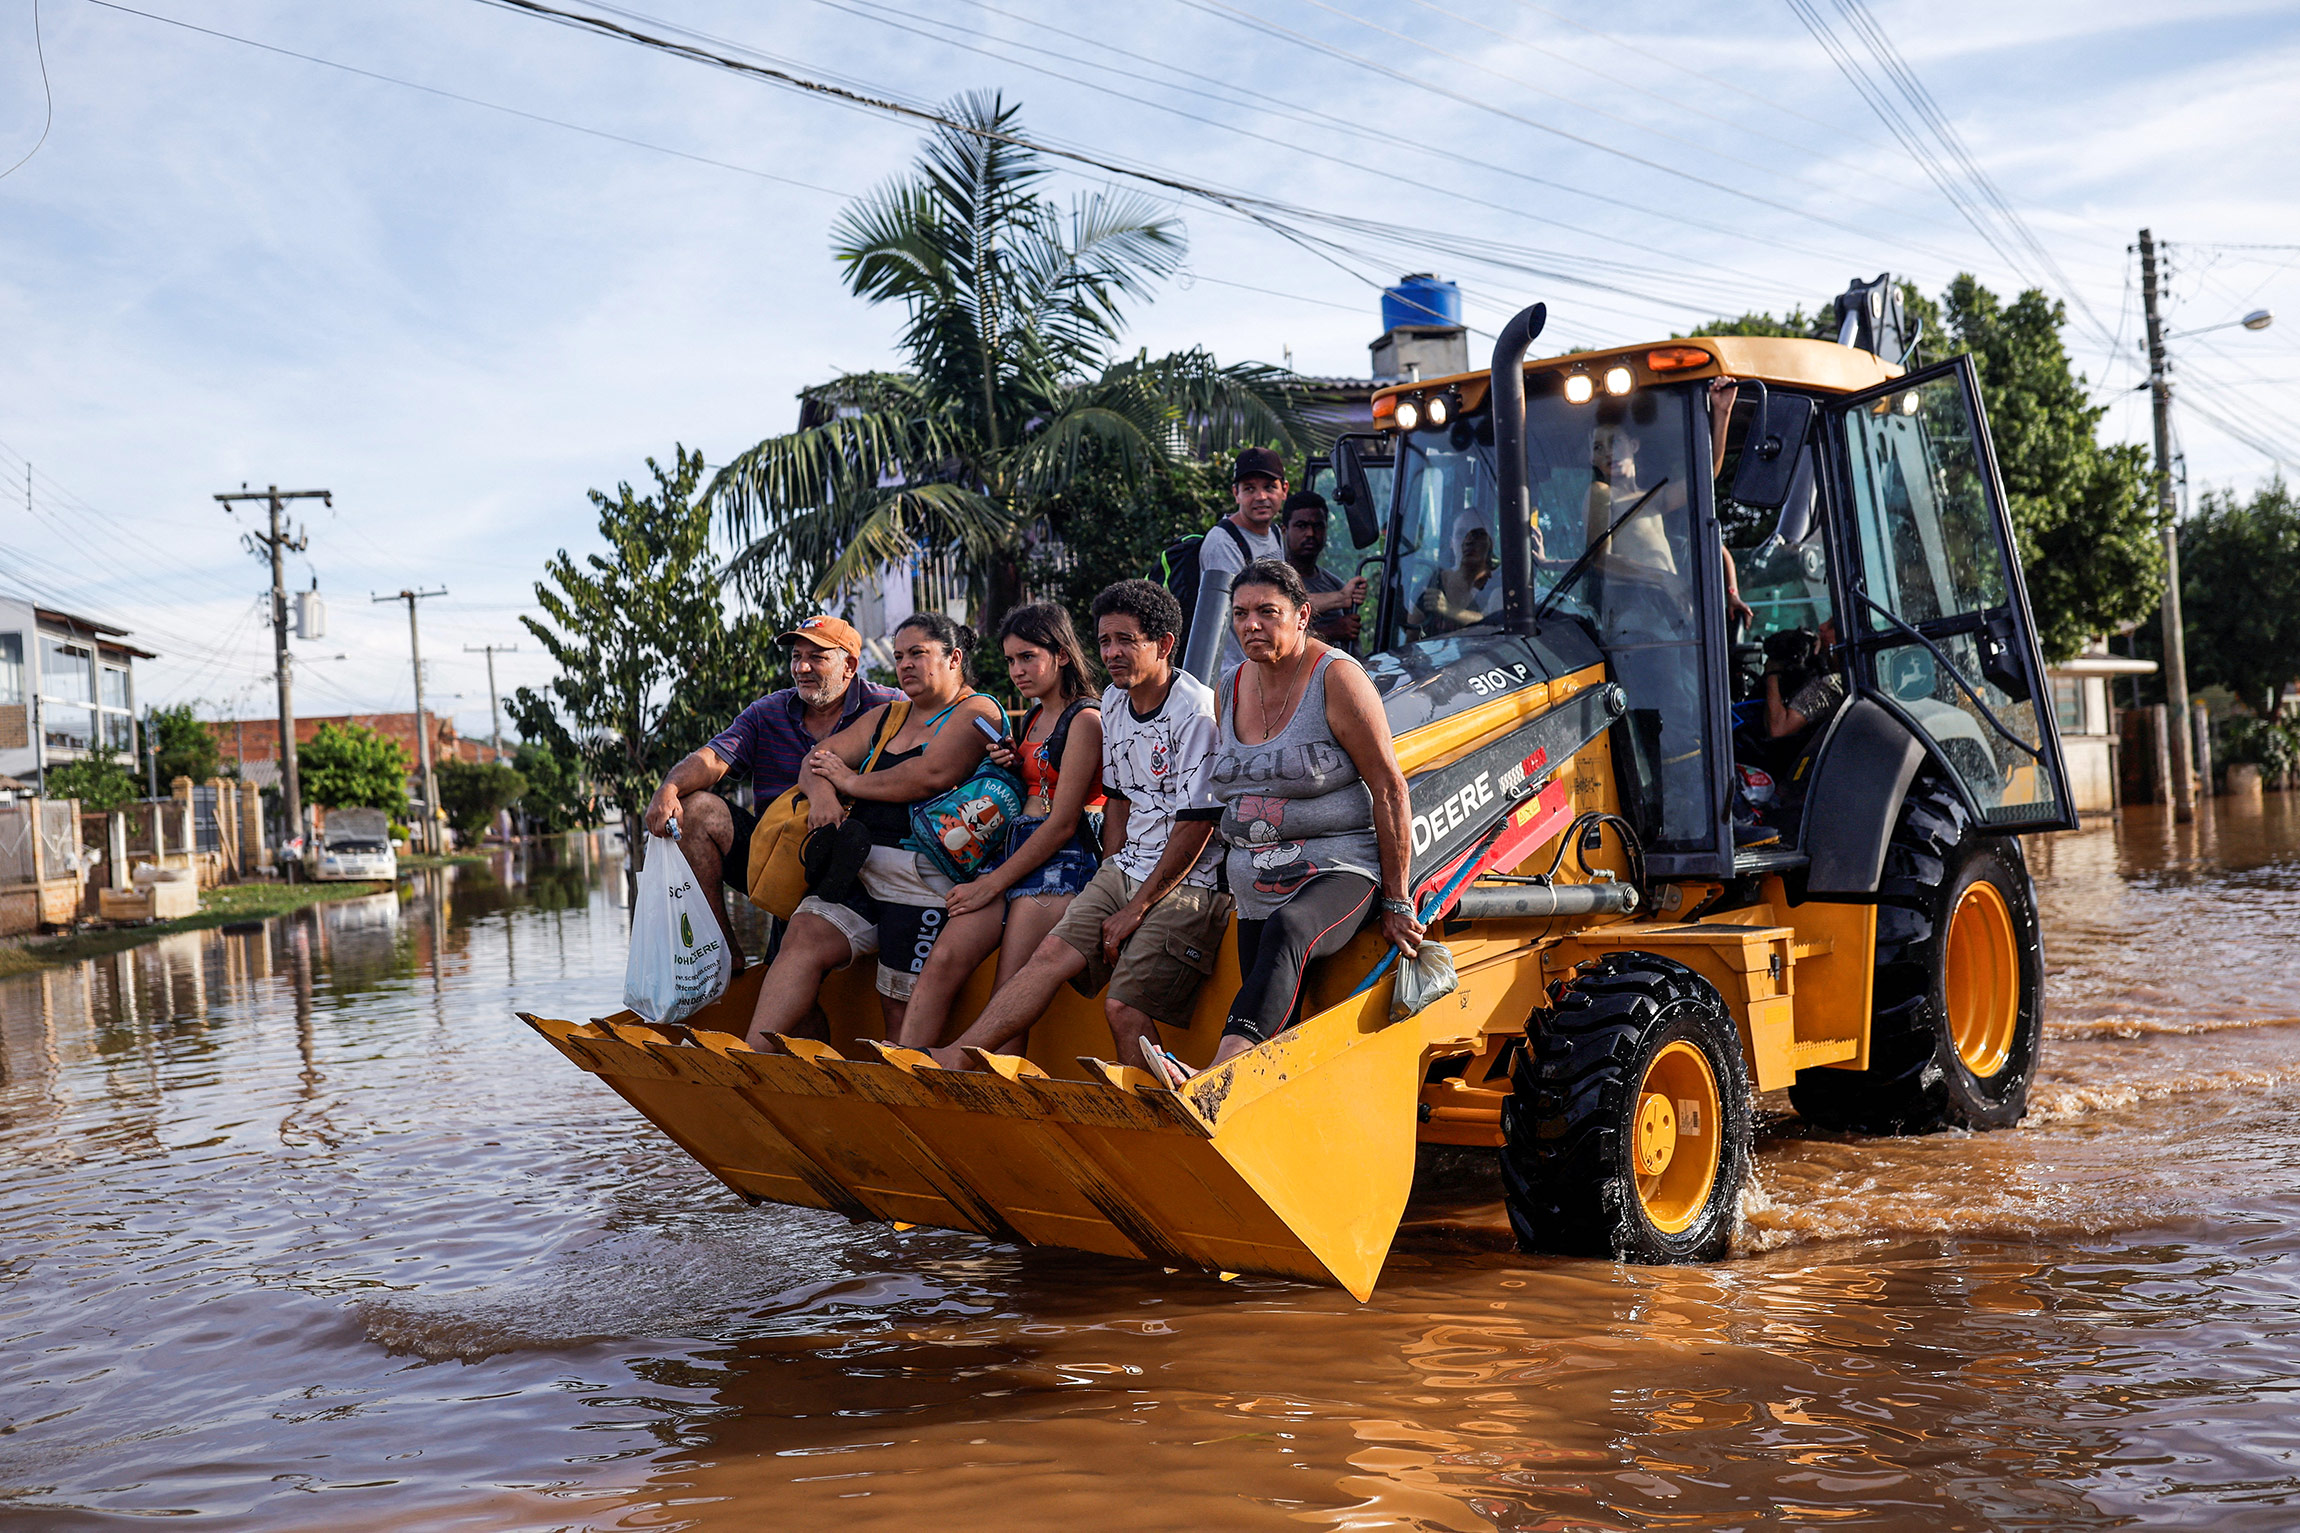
[{"xmin": 1533, "ymin": 477, "xmax": 1670, "ymax": 622}]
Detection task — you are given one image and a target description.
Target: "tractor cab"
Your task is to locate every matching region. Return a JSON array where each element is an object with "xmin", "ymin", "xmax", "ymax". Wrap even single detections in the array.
[{"xmin": 1340, "ymin": 285, "xmax": 2076, "ymax": 888}]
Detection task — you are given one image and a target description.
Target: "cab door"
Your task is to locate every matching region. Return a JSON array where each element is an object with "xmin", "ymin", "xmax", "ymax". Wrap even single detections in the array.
[{"xmin": 1824, "ymin": 356, "xmax": 2075, "ymax": 832}]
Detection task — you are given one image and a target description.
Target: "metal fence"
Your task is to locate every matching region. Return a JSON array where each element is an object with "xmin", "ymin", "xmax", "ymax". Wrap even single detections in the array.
[
  {"xmin": 40, "ymin": 801, "xmax": 77, "ymax": 876},
  {"xmin": 0, "ymin": 803, "xmax": 32, "ymax": 883},
  {"xmin": 191, "ymin": 785, "xmax": 223, "ymax": 854}
]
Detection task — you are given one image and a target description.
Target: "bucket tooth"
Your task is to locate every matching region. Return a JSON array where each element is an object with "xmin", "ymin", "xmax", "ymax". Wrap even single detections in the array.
[
  {"xmin": 701, "ymin": 1039, "xmax": 1015, "ymax": 1236},
  {"xmin": 521, "ymin": 1015, "xmax": 870, "ymax": 1217}
]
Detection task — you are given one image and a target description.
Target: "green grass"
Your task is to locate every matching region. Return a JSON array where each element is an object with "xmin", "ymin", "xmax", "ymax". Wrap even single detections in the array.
[
  {"xmin": 0, "ymin": 880, "xmax": 393, "ymax": 976},
  {"xmin": 399, "ymin": 852, "xmax": 492, "ymax": 868}
]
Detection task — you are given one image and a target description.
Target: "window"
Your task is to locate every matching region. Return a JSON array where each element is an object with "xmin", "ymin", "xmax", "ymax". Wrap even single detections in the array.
[
  {"xmin": 100, "ymin": 664, "xmax": 129, "ymax": 710},
  {"xmin": 1384, "ymin": 384, "xmax": 1714, "ymax": 851},
  {"xmin": 0, "ymin": 633, "xmax": 21, "ymax": 705},
  {"xmin": 2052, "ymin": 677, "xmax": 2084, "ymax": 734},
  {"xmin": 41, "ymin": 639, "xmax": 93, "ymax": 705},
  {"xmin": 104, "ymin": 711, "xmax": 135, "ymax": 751},
  {"xmin": 44, "ymin": 708, "xmax": 93, "ymax": 752}
]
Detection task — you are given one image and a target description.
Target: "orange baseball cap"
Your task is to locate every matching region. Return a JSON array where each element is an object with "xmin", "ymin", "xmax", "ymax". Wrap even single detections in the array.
[{"xmin": 778, "ymin": 614, "xmax": 863, "ymax": 657}]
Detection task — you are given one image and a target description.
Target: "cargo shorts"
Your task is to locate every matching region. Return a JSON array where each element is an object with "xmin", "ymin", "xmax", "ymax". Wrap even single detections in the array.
[{"xmin": 1051, "ymin": 862, "xmax": 1232, "ymax": 1029}]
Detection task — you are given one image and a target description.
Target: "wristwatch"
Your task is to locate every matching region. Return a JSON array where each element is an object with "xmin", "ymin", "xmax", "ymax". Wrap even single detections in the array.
[{"xmin": 1380, "ymin": 897, "xmax": 1416, "ymax": 919}]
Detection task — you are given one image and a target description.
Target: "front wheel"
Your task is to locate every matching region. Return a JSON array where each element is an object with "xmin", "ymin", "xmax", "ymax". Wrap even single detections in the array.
[
  {"xmin": 1790, "ymin": 773, "xmax": 2044, "ymax": 1133},
  {"xmin": 1500, "ymin": 953, "xmax": 1752, "ymax": 1262}
]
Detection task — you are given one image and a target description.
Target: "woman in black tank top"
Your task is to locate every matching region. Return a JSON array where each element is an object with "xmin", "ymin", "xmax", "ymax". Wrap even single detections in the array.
[{"xmin": 743, "ymin": 615, "xmax": 1003, "ymax": 1047}]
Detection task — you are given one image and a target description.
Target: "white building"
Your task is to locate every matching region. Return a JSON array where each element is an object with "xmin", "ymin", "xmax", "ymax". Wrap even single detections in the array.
[
  {"xmin": 0, "ymin": 599, "xmax": 155, "ymax": 790},
  {"xmin": 2046, "ymin": 638, "xmax": 2155, "ymax": 815}
]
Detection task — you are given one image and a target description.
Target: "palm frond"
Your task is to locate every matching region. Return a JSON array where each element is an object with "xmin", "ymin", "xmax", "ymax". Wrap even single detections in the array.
[
  {"xmin": 703, "ymin": 396, "xmax": 960, "ymax": 541},
  {"xmin": 1118, "ymin": 348, "xmax": 1318, "ymax": 457},
  {"xmin": 728, "ymin": 480, "xmax": 1015, "ymax": 601}
]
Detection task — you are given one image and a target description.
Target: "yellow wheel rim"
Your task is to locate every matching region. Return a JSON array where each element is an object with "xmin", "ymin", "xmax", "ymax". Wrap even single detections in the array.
[
  {"xmin": 1633, "ymin": 1040, "xmax": 1722, "ymax": 1235},
  {"xmin": 1945, "ymin": 878, "xmax": 2019, "ymax": 1079}
]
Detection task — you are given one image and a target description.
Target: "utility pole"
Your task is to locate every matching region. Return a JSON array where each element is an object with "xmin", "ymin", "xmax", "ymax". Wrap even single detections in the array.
[
  {"xmin": 218, "ymin": 483, "xmax": 332, "ymax": 866},
  {"xmin": 376, "ymin": 588, "xmax": 449, "ymax": 853},
  {"xmin": 2137, "ymin": 230, "xmax": 2195, "ymax": 822},
  {"xmin": 463, "ymin": 643, "xmax": 517, "ymax": 762}
]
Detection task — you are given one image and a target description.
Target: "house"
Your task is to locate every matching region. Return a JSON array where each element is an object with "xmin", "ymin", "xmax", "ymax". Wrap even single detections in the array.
[
  {"xmin": 2048, "ymin": 639, "xmax": 2156, "ymax": 815},
  {"xmin": 0, "ymin": 598, "xmax": 155, "ymax": 790}
]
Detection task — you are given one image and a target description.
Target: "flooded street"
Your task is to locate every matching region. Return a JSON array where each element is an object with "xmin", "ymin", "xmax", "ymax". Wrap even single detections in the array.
[{"xmin": 6, "ymin": 802, "xmax": 2300, "ymax": 1531}]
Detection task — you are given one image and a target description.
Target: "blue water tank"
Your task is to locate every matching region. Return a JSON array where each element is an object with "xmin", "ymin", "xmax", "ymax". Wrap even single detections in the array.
[{"xmin": 1381, "ymin": 274, "xmax": 1461, "ymax": 333}]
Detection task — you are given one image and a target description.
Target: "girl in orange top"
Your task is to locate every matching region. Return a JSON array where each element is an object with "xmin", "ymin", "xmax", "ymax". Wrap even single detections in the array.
[{"xmin": 894, "ymin": 603, "xmax": 1103, "ymax": 1052}]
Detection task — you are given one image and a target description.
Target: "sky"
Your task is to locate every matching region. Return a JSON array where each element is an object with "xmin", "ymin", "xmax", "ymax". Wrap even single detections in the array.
[{"xmin": 1, "ymin": 0, "xmax": 2296, "ymax": 738}]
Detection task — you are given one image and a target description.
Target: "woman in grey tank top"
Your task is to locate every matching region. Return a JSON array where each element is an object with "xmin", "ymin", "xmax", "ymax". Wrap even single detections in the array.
[{"xmin": 1188, "ymin": 559, "xmax": 1422, "ymax": 1069}]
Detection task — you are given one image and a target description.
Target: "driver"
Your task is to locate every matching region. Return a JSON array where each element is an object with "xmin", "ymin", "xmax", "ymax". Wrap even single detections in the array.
[{"xmin": 1764, "ymin": 620, "xmax": 1845, "ymax": 740}]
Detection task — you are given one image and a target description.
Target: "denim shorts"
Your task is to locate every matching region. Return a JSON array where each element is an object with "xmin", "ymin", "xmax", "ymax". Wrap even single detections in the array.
[{"xmin": 996, "ymin": 816, "xmax": 1097, "ymax": 901}]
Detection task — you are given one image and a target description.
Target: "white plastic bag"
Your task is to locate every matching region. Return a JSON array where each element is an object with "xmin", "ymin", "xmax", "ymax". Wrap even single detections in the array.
[
  {"xmin": 1391, "ymin": 939, "xmax": 1459, "ymax": 1022},
  {"xmin": 623, "ymin": 833, "xmax": 733, "ymax": 1025}
]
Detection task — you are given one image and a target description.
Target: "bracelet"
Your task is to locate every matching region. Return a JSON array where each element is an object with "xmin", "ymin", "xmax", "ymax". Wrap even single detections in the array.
[{"xmin": 1380, "ymin": 897, "xmax": 1416, "ymax": 919}]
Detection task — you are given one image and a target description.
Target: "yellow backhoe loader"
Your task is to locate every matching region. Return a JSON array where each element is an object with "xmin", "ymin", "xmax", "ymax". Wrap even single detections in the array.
[{"xmin": 522, "ymin": 276, "xmax": 2071, "ymax": 1299}]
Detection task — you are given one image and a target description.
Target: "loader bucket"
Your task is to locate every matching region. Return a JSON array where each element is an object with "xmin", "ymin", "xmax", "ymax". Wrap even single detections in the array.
[{"xmin": 522, "ymin": 969, "xmax": 1425, "ymax": 1299}]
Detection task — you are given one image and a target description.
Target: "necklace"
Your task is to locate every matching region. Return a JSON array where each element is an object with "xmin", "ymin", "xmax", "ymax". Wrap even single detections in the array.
[{"xmin": 1253, "ymin": 644, "xmax": 1313, "ymax": 743}]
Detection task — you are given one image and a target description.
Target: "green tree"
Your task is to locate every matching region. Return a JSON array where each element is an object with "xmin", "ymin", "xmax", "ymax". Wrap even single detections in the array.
[
  {"xmin": 1940, "ymin": 276, "xmax": 2159, "ymax": 661},
  {"xmin": 436, "ymin": 758, "xmax": 529, "ymax": 845},
  {"xmin": 1023, "ymin": 452, "xmax": 1236, "ymax": 623},
  {"xmin": 43, "ymin": 747, "xmax": 141, "ymax": 812},
  {"xmin": 511, "ymin": 738, "xmax": 596, "ymax": 834},
  {"xmin": 1691, "ymin": 275, "xmax": 2155, "ymax": 659},
  {"xmin": 507, "ymin": 447, "xmax": 785, "ymax": 857},
  {"xmin": 149, "ymin": 703, "xmax": 220, "ymax": 784},
  {"xmin": 2178, "ymin": 477, "xmax": 2300, "ymax": 719},
  {"xmin": 300, "ymin": 721, "xmax": 411, "ymax": 810},
  {"xmin": 705, "ymin": 91, "xmax": 1306, "ymax": 630}
]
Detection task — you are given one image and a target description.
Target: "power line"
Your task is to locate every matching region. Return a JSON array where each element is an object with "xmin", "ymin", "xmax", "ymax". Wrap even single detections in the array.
[
  {"xmin": 80, "ymin": 0, "xmax": 854, "ymax": 199},
  {"xmin": 0, "ymin": 0, "xmax": 51, "ymax": 182}
]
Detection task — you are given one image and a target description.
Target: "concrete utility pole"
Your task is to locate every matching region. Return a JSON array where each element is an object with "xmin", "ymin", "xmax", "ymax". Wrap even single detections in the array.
[
  {"xmin": 376, "ymin": 588, "xmax": 449, "ymax": 853},
  {"xmin": 2137, "ymin": 230, "xmax": 2195, "ymax": 822},
  {"xmin": 463, "ymin": 643, "xmax": 517, "ymax": 762},
  {"xmin": 218, "ymin": 484, "xmax": 331, "ymax": 863}
]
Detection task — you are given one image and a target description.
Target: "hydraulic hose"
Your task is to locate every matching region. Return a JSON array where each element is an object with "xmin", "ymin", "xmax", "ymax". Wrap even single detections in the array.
[{"xmin": 1489, "ymin": 302, "xmax": 1548, "ymax": 635}]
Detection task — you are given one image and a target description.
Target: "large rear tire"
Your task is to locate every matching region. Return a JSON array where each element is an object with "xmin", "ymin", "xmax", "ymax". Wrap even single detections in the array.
[
  {"xmin": 1500, "ymin": 953, "xmax": 1752, "ymax": 1262},
  {"xmin": 1789, "ymin": 772, "xmax": 2043, "ymax": 1133}
]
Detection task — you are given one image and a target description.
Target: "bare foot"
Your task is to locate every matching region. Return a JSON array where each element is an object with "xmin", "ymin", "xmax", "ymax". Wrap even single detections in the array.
[
  {"xmin": 1210, "ymin": 1034, "xmax": 1255, "ymax": 1068},
  {"xmin": 923, "ymin": 1044, "xmax": 973, "ymax": 1071}
]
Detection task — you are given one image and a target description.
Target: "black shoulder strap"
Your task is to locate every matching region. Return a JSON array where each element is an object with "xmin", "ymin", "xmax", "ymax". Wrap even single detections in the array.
[
  {"xmin": 1043, "ymin": 696, "xmax": 1094, "ymax": 769},
  {"xmin": 1218, "ymin": 517, "xmax": 1252, "ymax": 558}
]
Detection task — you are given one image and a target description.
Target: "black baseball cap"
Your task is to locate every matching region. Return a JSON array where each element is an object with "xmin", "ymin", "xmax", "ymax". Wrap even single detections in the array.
[{"xmin": 1231, "ymin": 446, "xmax": 1286, "ymax": 485}]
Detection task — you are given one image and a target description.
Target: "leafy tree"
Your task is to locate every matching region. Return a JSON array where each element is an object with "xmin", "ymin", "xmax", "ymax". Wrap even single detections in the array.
[
  {"xmin": 44, "ymin": 746, "xmax": 141, "ymax": 812},
  {"xmin": 2178, "ymin": 477, "xmax": 2300, "ymax": 719},
  {"xmin": 1940, "ymin": 276, "xmax": 2159, "ymax": 661},
  {"xmin": 507, "ymin": 447, "xmax": 785, "ymax": 859},
  {"xmin": 511, "ymin": 738, "xmax": 597, "ymax": 834},
  {"xmin": 299, "ymin": 721, "xmax": 411, "ymax": 810},
  {"xmin": 705, "ymin": 91, "xmax": 1306, "ymax": 631},
  {"xmin": 1026, "ymin": 451, "xmax": 1232, "ymax": 624},
  {"xmin": 436, "ymin": 758, "xmax": 529, "ymax": 844},
  {"xmin": 150, "ymin": 703, "xmax": 220, "ymax": 784},
  {"xmin": 1691, "ymin": 275, "xmax": 2155, "ymax": 660}
]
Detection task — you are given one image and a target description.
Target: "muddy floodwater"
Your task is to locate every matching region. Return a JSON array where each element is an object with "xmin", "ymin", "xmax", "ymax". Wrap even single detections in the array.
[{"xmin": 7, "ymin": 801, "xmax": 2300, "ymax": 1531}]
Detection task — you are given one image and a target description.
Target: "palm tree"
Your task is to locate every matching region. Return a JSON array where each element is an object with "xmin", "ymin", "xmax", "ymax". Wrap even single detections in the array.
[{"xmin": 704, "ymin": 91, "xmax": 1308, "ymax": 624}]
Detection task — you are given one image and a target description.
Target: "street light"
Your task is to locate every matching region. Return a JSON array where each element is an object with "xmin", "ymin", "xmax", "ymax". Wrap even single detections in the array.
[{"xmin": 2166, "ymin": 309, "xmax": 2275, "ymax": 341}]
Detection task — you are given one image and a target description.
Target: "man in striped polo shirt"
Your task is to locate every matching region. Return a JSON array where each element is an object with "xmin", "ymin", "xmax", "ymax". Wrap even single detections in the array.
[{"xmin": 643, "ymin": 615, "xmax": 899, "ymax": 966}]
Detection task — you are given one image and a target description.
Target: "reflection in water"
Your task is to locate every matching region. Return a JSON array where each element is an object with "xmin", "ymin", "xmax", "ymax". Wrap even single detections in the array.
[{"xmin": 4, "ymin": 812, "xmax": 2300, "ymax": 1530}]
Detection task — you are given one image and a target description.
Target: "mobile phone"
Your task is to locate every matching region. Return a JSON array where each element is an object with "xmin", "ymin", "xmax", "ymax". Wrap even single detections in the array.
[{"xmin": 973, "ymin": 716, "xmax": 1005, "ymax": 745}]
